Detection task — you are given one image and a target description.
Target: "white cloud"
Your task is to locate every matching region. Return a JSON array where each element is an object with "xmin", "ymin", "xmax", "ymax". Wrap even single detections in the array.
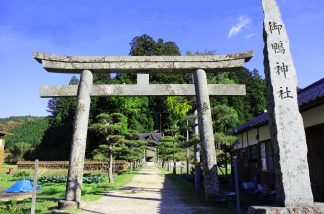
[
  {"xmin": 228, "ymin": 16, "xmax": 250, "ymax": 39},
  {"xmin": 245, "ymin": 33, "xmax": 256, "ymax": 39}
]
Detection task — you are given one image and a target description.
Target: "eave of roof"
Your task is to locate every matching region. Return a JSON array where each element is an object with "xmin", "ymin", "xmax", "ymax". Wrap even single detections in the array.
[{"xmin": 232, "ymin": 77, "xmax": 324, "ymax": 135}]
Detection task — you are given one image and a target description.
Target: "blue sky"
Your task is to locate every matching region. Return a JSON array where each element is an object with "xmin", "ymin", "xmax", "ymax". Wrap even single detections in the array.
[{"xmin": 0, "ymin": 0, "xmax": 323, "ymax": 117}]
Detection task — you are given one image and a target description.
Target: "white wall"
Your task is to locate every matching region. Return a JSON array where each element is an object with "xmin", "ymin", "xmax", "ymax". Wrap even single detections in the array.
[
  {"xmin": 234, "ymin": 104, "xmax": 323, "ymax": 151},
  {"xmin": 248, "ymin": 128, "xmax": 258, "ymax": 146},
  {"xmin": 234, "ymin": 125, "xmax": 271, "ymax": 150},
  {"xmin": 234, "ymin": 133, "xmax": 243, "ymax": 149},
  {"xmin": 302, "ymin": 104, "xmax": 324, "ymax": 128},
  {"xmin": 259, "ymin": 125, "xmax": 271, "ymax": 141},
  {"xmin": 242, "ymin": 132, "xmax": 248, "ymax": 148}
]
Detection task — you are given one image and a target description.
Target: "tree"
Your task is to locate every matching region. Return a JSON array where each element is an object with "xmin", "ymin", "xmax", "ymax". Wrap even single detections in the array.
[
  {"xmin": 90, "ymin": 113, "xmax": 128, "ymax": 183},
  {"xmin": 166, "ymin": 97, "xmax": 192, "ymax": 129},
  {"xmin": 157, "ymin": 134, "xmax": 183, "ymax": 174},
  {"xmin": 128, "ymin": 34, "xmax": 191, "ymax": 132},
  {"xmin": 116, "ymin": 139, "xmax": 147, "ymax": 171},
  {"xmin": 9, "ymin": 142, "xmax": 31, "ymax": 162},
  {"xmin": 35, "ymin": 76, "xmax": 78, "ymax": 160},
  {"xmin": 115, "ymin": 130, "xmax": 147, "ymax": 171},
  {"xmin": 212, "ymin": 104, "xmax": 240, "ymax": 133},
  {"xmin": 5, "ymin": 117, "xmax": 49, "ymax": 150},
  {"xmin": 214, "ymin": 132, "xmax": 237, "ymax": 175}
]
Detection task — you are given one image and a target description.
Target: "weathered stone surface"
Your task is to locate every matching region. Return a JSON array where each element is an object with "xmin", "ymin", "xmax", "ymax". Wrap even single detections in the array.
[
  {"xmin": 262, "ymin": 0, "xmax": 313, "ymax": 207},
  {"xmin": 58, "ymin": 200, "xmax": 80, "ymax": 210},
  {"xmin": 137, "ymin": 74, "xmax": 149, "ymax": 85},
  {"xmin": 40, "ymin": 59, "xmax": 246, "ymax": 73},
  {"xmin": 248, "ymin": 204, "xmax": 324, "ymax": 214},
  {"xmin": 32, "ymin": 51, "xmax": 253, "ymax": 73},
  {"xmin": 40, "ymin": 84, "xmax": 246, "ymax": 97},
  {"xmin": 193, "ymin": 69, "xmax": 221, "ymax": 202},
  {"xmin": 33, "ymin": 51, "xmax": 253, "ymax": 63},
  {"xmin": 193, "ymin": 110, "xmax": 202, "ymax": 192},
  {"xmin": 65, "ymin": 70, "xmax": 93, "ymax": 203}
]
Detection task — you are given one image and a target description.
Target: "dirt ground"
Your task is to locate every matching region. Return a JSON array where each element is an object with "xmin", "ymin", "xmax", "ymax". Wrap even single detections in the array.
[
  {"xmin": 78, "ymin": 166, "xmax": 217, "ymax": 214},
  {"xmin": 0, "ymin": 191, "xmax": 32, "ymax": 202}
]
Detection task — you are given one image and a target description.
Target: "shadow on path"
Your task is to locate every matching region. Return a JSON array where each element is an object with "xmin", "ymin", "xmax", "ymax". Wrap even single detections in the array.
[{"xmin": 79, "ymin": 166, "xmax": 235, "ymax": 214}]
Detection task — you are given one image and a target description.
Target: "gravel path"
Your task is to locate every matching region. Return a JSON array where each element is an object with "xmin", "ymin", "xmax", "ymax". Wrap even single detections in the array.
[{"xmin": 78, "ymin": 166, "xmax": 213, "ymax": 214}]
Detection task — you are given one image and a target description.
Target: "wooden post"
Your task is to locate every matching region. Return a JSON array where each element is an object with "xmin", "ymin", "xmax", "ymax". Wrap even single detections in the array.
[
  {"xmin": 0, "ymin": 139, "xmax": 4, "ymax": 170},
  {"xmin": 234, "ymin": 157, "xmax": 241, "ymax": 214},
  {"xmin": 186, "ymin": 118, "xmax": 190, "ymax": 176},
  {"xmin": 31, "ymin": 159, "xmax": 39, "ymax": 214}
]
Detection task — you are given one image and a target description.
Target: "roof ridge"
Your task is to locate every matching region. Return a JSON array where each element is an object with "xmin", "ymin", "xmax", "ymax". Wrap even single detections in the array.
[
  {"xmin": 232, "ymin": 77, "xmax": 324, "ymax": 134},
  {"xmin": 298, "ymin": 77, "xmax": 324, "ymax": 94}
]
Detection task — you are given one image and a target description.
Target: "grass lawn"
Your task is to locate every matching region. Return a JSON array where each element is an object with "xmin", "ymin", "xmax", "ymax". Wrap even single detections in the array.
[
  {"xmin": 0, "ymin": 167, "xmax": 140, "ymax": 214},
  {"xmin": 160, "ymin": 167, "xmax": 238, "ymax": 214}
]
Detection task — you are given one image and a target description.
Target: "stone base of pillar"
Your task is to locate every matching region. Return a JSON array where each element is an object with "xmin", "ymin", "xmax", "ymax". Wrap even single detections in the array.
[
  {"xmin": 58, "ymin": 200, "xmax": 80, "ymax": 210},
  {"xmin": 248, "ymin": 203, "xmax": 324, "ymax": 214}
]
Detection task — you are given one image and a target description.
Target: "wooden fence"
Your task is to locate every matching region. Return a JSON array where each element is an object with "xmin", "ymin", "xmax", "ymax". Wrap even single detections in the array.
[{"xmin": 17, "ymin": 160, "xmax": 129, "ymax": 172}]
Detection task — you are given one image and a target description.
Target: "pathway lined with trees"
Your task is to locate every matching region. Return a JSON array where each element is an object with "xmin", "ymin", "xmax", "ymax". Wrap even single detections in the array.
[{"xmin": 79, "ymin": 166, "xmax": 226, "ymax": 214}]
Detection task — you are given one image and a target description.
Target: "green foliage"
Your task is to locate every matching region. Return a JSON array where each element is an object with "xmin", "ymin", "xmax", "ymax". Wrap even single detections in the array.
[
  {"xmin": 92, "ymin": 145, "xmax": 109, "ymax": 161},
  {"xmin": 0, "ymin": 199, "xmax": 24, "ymax": 214},
  {"xmin": 13, "ymin": 170, "xmax": 31, "ymax": 178},
  {"xmin": 39, "ymin": 175, "xmax": 66, "ymax": 183},
  {"xmin": 34, "ymin": 76, "xmax": 78, "ymax": 160},
  {"xmin": 129, "ymin": 34, "xmax": 181, "ymax": 56},
  {"xmin": 82, "ymin": 175, "xmax": 104, "ymax": 184},
  {"xmin": 227, "ymin": 68, "xmax": 267, "ymax": 123},
  {"xmin": 115, "ymin": 138, "xmax": 147, "ymax": 162},
  {"xmin": 37, "ymin": 175, "xmax": 103, "ymax": 184},
  {"xmin": 0, "ymin": 168, "xmax": 139, "ymax": 213},
  {"xmin": 90, "ymin": 113, "xmax": 128, "ymax": 163},
  {"xmin": 9, "ymin": 142, "xmax": 32, "ymax": 162},
  {"xmin": 166, "ymin": 97, "xmax": 192, "ymax": 128},
  {"xmin": 214, "ymin": 132, "xmax": 237, "ymax": 147},
  {"xmin": 212, "ymin": 104, "xmax": 240, "ymax": 133},
  {"xmin": 5, "ymin": 118, "xmax": 49, "ymax": 149},
  {"xmin": 157, "ymin": 136, "xmax": 181, "ymax": 162}
]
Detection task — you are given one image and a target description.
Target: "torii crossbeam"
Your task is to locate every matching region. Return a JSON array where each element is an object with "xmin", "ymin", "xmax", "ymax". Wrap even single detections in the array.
[{"xmin": 34, "ymin": 51, "xmax": 253, "ymax": 209}]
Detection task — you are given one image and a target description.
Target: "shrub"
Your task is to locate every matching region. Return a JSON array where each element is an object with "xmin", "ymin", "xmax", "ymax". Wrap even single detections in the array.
[
  {"xmin": 38, "ymin": 175, "xmax": 104, "ymax": 184},
  {"xmin": 13, "ymin": 171, "xmax": 31, "ymax": 178},
  {"xmin": 39, "ymin": 175, "xmax": 66, "ymax": 183}
]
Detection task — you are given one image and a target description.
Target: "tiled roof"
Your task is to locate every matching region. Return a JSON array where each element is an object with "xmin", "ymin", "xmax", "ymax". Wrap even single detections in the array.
[
  {"xmin": 139, "ymin": 133, "xmax": 163, "ymax": 142},
  {"xmin": 298, "ymin": 77, "xmax": 324, "ymax": 107},
  {"xmin": 232, "ymin": 77, "xmax": 324, "ymax": 134}
]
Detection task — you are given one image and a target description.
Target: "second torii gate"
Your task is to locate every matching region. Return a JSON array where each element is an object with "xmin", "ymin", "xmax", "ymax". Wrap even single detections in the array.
[{"xmin": 33, "ymin": 51, "xmax": 253, "ymax": 209}]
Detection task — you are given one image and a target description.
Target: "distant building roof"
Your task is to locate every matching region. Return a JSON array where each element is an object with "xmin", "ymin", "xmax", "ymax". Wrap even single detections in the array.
[
  {"xmin": 232, "ymin": 77, "xmax": 324, "ymax": 134},
  {"xmin": 139, "ymin": 133, "xmax": 163, "ymax": 143}
]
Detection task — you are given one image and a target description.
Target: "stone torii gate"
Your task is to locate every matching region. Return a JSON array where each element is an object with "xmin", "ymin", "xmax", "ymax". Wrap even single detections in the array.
[{"xmin": 33, "ymin": 51, "xmax": 253, "ymax": 209}]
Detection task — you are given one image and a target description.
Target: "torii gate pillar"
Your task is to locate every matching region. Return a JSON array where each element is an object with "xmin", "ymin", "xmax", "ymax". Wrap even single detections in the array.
[
  {"xmin": 59, "ymin": 70, "xmax": 93, "ymax": 209},
  {"xmin": 194, "ymin": 69, "xmax": 221, "ymax": 201}
]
